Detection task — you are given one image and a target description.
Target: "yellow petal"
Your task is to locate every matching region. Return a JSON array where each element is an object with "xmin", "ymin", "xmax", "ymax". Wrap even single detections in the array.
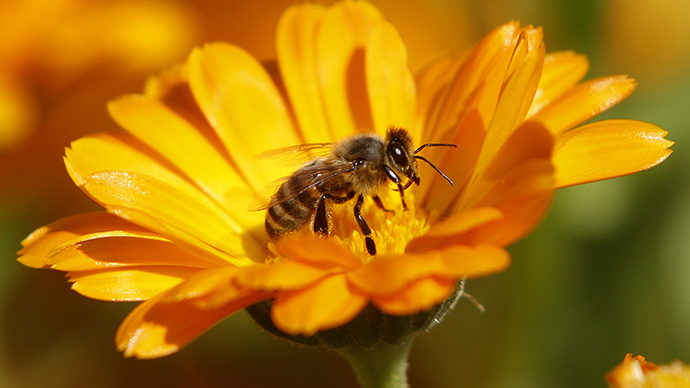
[
  {"xmin": 18, "ymin": 212, "xmax": 147, "ymax": 268},
  {"xmin": 276, "ymin": 3, "xmax": 331, "ymax": 143},
  {"xmin": 415, "ymin": 54, "xmax": 465, "ymax": 138},
  {"xmin": 315, "ymin": 0, "xmax": 383, "ymax": 139},
  {"xmin": 528, "ymin": 51, "xmax": 589, "ymax": 117},
  {"xmin": 531, "ymin": 76, "xmax": 637, "ymax": 135},
  {"xmin": 79, "ymin": 170, "xmax": 255, "ymax": 265},
  {"xmin": 187, "ymin": 42, "xmax": 300, "ymax": 191},
  {"xmin": 68, "ymin": 266, "xmax": 202, "ymax": 301},
  {"xmin": 271, "ymin": 274, "xmax": 368, "ymax": 336},
  {"xmin": 116, "ymin": 286, "xmax": 268, "ymax": 359},
  {"xmin": 372, "ymin": 276, "xmax": 457, "ymax": 316},
  {"xmin": 108, "ymin": 96, "xmax": 261, "ymax": 231},
  {"xmin": 553, "ymin": 119, "xmax": 673, "ymax": 188},
  {"xmin": 46, "ymin": 233, "xmax": 216, "ymax": 271},
  {"xmin": 365, "ymin": 18, "xmax": 416, "ymax": 137},
  {"xmin": 349, "ymin": 245, "xmax": 509, "ymax": 296}
]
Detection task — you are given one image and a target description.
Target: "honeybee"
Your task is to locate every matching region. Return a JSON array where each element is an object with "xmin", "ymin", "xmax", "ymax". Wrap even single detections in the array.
[{"xmin": 258, "ymin": 127, "xmax": 456, "ymax": 256}]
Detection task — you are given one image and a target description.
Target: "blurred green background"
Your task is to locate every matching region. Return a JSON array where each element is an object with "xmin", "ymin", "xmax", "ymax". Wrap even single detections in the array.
[{"xmin": 1, "ymin": 0, "xmax": 688, "ymax": 387}]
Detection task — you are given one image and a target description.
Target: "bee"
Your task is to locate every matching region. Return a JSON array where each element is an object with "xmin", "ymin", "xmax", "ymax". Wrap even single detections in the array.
[{"xmin": 259, "ymin": 127, "xmax": 456, "ymax": 256}]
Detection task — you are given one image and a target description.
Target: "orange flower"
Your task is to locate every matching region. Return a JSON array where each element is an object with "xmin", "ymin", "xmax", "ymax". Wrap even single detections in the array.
[
  {"xmin": 606, "ymin": 353, "xmax": 690, "ymax": 388},
  {"xmin": 18, "ymin": 1, "xmax": 672, "ymax": 359}
]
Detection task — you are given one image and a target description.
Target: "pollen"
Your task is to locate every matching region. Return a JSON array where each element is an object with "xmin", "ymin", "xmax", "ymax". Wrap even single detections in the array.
[{"xmin": 330, "ymin": 190, "xmax": 436, "ymax": 260}]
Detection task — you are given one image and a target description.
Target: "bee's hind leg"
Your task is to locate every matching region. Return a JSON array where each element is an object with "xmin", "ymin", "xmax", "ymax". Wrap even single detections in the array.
[
  {"xmin": 313, "ymin": 196, "xmax": 329, "ymax": 235},
  {"xmin": 354, "ymin": 195, "xmax": 377, "ymax": 256}
]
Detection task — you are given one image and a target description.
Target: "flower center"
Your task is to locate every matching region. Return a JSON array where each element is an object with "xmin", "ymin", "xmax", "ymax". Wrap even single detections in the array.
[{"xmin": 329, "ymin": 190, "xmax": 436, "ymax": 260}]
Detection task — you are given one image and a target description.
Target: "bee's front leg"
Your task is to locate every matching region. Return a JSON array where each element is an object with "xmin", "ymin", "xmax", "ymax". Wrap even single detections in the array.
[{"xmin": 372, "ymin": 195, "xmax": 395, "ymax": 214}]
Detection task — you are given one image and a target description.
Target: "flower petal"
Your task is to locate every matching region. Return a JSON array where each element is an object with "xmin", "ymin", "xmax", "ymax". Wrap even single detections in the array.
[
  {"xmin": 422, "ymin": 21, "xmax": 519, "ymax": 143},
  {"xmin": 68, "ymin": 266, "xmax": 202, "ymax": 301},
  {"xmin": 108, "ymin": 95, "xmax": 260, "ymax": 230},
  {"xmin": 187, "ymin": 42, "xmax": 300, "ymax": 191},
  {"xmin": 366, "ymin": 17, "xmax": 416, "ymax": 136},
  {"xmin": 46, "ymin": 233, "xmax": 216, "ymax": 271},
  {"xmin": 349, "ymin": 244, "xmax": 510, "ymax": 296},
  {"xmin": 473, "ymin": 30, "xmax": 545, "ymax": 178},
  {"xmin": 18, "ymin": 212, "xmax": 147, "ymax": 268},
  {"xmin": 77, "ymin": 170, "xmax": 256, "ymax": 265},
  {"xmin": 237, "ymin": 260, "xmax": 338, "ymax": 291},
  {"xmin": 116, "ymin": 283, "xmax": 268, "ymax": 359},
  {"xmin": 415, "ymin": 54, "xmax": 465, "ymax": 137},
  {"xmin": 271, "ymin": 274, "xmax": 368, "ymax": 336},
  {"xmin": 275, "ymin": 234, "xmax": 363, "ymax": 270},
  {"xmin": 276, "ymin": 3, "xmax": 330, "ymax": 143},
  {"xmin": 553, "ymin": 119, "xmax": 673, "ymax": 188},
  {"xmin": 315, "ymin": 0, "xmax": 383, "ymax": 138},
  {"xmin": 405, "ymin": 207, "xmax": 503, "ymax": 253},
  {"xmin": 531, "ymin": 75, "xmax": 637, "ymax": 135},
  {"xmin": 528, "ymin": 51, "xmax": 589, "ymax": 117},
  {"xmin": 372, "ymin": 276, "xmax": 457, "ymax": 316}
]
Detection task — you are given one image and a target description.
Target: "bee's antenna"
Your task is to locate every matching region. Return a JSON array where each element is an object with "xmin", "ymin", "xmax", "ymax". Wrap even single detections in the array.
[
  {"xmin": 414, "ymin": 143, "xmax": 456, "ymax": 154},
  {"xmin": 414, "ymin": 155, "xmax": 454, "ymax": 186}
]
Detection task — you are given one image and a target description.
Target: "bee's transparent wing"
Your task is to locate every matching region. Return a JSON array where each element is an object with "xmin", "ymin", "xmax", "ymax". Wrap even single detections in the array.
[
  {"xmin": 247, "ymin": 162, "xmax": 358, "ymax": 211},
  {"xmin": 255, "ymin": 143, "xmax": 334, "ymax": 167}
]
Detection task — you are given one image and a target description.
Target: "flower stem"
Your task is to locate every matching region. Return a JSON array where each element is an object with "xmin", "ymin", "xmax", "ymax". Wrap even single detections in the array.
[{"xmin": 338, "ymin": 340, "xmax": 414, "ymax": 388}]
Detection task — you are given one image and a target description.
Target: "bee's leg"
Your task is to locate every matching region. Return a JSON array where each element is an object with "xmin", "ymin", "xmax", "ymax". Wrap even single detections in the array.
[
  {"xmin": 354, "ymin": 195, "xmax": 377, "ymax": 255},
  {"xmin": 313, "ymin": 195, "xmax": 329, "ymax": 235},
  {"xmin": 382, "ymin": 165, "xmax": 408, "ymax": 211},
  {"xmin": 372, "ymin": 195, "xmax": 395, "ymax": 214}
]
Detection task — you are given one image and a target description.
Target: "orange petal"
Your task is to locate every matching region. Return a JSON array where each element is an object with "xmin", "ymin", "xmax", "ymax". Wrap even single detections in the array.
[
  {"xmin": 417, "ymin": 108, "xmax": 485, "ymax": 213},
  {"xmin": 275, "ymin": 234, "xmax": 362, "ymax": 270},
  {"xmin": 187, "ymin": 42, "xmax": 300, "ymax": 191},
  {"xmin": 315, "ymin": 0, "xmax": 382, "ymax": 139},
  {"xmin": 276, "ymin": 3, "xmax": 331, "ymax": 143},
  {"xmin": 271, "ymin": 274, "xmax": 368, "ymax": 336},
  {"xmin": 531, "ymin": 75, "xmax": 637, "ymax": 135},
  {"xmin": 18, "ymin": 212, "xmax": 147, "ymax": 268},
  {"xmin": 365, "ymin": 18, "xmax": 416, "ymax": 137},
  {"xmin": 472, "ymin": 159, "xmax": 554, "ymax": 246},
  {"xmin": 46, "ymin": 233, "xmax": 216, "ymax": 271},
  {"xmin": 68, "ymin": 266, "xmax": 203, "ymax": 301},
  {"xmin": 372, "ymin": 276, "xmax": 457, "ymax": 316},
  {"xmin": 116, "ymin": 285, "xmax": 269, "ymax": 359},
  {"xmin": 528, "ymin": 51, "xmax": 589, "ymax": 117},
  {"xmin": 423, "ymin": 22, "xmax": 520, "ymax": 142},
  {"xmin": 405, "ymin": 207, "xmax": 503, "ymax": 253},
  {"xmin": 553, "ymin": 119, "xmax": 673, "ymax": 188},
  {"xmin": 237, "ymin": 260, "xmax": 337, "ymax": 291},
  {"xmin": 473, "ymin": 31, "xmax": 545, "ymax": 178},
  {"xmin": 348, "ymin": 244, "xmax": 510, "ymax": 296},
  {"xmin": 415, "ymin": 54, "xmax": 465, "ymax": 140},
  {"xmin": 108, "ymin": 96, "xmax": 260, "ymax": 230}
]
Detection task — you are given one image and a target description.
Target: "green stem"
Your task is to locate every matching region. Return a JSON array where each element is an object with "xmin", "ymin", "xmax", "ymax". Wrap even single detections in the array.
[{"xmin": 337, "ymin": 339, "xmax": 414, "ymax": 388}]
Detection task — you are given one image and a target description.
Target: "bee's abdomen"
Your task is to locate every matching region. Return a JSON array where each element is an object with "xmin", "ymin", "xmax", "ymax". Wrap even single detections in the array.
[{"xmin": 265, "ymin": 178, "xmax": 320, "ymax": 240}]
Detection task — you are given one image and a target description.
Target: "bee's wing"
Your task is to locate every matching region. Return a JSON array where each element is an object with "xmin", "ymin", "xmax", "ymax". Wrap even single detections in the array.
[
  {"xmin": 255, "ymin": 143, "xmax": 334, "ymax": 167},
  {"xmin": 247, "ymin": 161, "xmax": 358, "ymax": 212}
]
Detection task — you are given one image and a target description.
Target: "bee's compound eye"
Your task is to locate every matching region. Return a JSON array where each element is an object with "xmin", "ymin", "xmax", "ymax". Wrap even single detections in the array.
[{"xmin": 388, "ymin": 143, "xmax": 409, "ymax": 169}]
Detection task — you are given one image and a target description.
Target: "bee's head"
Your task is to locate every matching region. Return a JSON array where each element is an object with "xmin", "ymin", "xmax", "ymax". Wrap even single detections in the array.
[
  {"xmin": 385, "ymin": 127, "xmax": 420, "ymax": 185},
  {"xmin": 385, "ymin": 127, "xmax": 457, "ymax": 189}
]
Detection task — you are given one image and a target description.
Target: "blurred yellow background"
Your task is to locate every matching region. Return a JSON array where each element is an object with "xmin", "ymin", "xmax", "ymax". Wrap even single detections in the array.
[{"xmin": 1, "ymin": 0, "xmax": 688, "ymax": 387}]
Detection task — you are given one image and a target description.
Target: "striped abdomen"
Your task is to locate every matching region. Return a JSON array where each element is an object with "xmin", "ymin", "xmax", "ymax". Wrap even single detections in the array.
[{"xmin": 265, "ymin": 174, "xmax": 321, "ymax": 240}]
